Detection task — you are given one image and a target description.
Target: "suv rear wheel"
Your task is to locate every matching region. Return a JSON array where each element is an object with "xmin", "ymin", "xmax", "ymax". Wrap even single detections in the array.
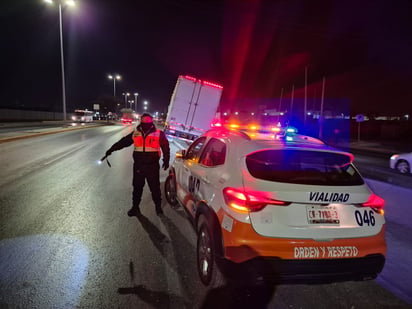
[
  {"xmin": 164, "ymin": 174, "xmax": 179, "ymax": 207},
  {"xmin": 197, "ymin": 215, "xmax": 225, "ymax": 287}
]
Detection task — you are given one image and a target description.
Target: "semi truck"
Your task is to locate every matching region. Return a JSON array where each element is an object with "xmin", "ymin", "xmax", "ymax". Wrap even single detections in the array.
[
  {"xmin": 164, "ymin": 75, "xmax": 223, "ymax": 140},
  {"xmin": 120, "ymin": 108, "xmax": 134, "ymax": 125}
]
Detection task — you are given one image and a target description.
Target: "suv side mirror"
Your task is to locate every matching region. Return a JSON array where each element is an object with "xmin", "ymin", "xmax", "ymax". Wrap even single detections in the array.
[{"xmin": 176, "ymin": 149, "xmax": 186, "ymax": 159}]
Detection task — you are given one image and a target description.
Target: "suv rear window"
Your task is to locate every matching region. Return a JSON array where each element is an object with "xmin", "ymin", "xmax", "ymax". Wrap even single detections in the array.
[{"xmin": 246, "ymin": 149, "xmax": 364, "ymax": 186}]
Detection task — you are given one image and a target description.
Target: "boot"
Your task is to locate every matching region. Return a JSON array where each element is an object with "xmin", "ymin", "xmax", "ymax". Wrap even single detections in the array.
[
  {"xmin": 128, "ymin": 207, "xmax": 141, "ymax": 217},
  {"xmin": 155, "ymin": 205, "xmax": 163, "ymax": 216}
]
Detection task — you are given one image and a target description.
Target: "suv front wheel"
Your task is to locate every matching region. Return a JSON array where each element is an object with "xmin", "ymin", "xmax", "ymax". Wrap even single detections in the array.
[{"xmin": 197, "ymin": 215, "xmax": 225, "ymax": 287}]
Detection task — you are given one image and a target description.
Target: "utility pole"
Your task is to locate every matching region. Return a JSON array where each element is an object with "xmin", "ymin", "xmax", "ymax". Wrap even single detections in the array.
[
  {"xmin": 278, "ymin": 88, "xmax": 283, "ymax": 123},
  {"xmin": 319, "ymin": 77, "xmax": 326, "ymax": 139},
  {"xmin": 290, "ymin": 84, "xmax": 295, "ymax": 122},
  {"xmin": 304, "ymin": 66, "xmax": 308, "ymax": 128}
]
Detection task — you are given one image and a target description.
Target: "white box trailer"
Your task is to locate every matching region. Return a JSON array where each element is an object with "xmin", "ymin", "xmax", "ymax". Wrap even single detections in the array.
[{"xmin": 165, "ymin": 75, "xmax": 223, "ymax": 140}]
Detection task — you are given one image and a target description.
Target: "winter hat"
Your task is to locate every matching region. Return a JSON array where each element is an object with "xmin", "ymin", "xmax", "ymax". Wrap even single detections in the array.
[{"xmin": 141, "ymin": 113, "xmax": 153, "ymax": 123}]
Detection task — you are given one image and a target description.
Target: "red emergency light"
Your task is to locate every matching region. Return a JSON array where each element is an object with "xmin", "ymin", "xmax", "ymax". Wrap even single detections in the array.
[
  {"xmin": 183, "ymin": 75, "xmax": 197, "ymax": 82},
  {"xmin": 203, "ymin": 80, "xmax": 223, "ymax": 89},
  {"xmin": 181, "ymin": 75, "xmax": 223, "ymax": 89}
]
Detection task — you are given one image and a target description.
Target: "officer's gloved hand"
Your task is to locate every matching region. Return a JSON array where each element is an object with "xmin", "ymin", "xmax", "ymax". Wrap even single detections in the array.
[
  {"xmin": 105, "ymin": 149, "xmax": 113, "ymax": 157},
  {"xmin": 162, "ymin": 161, "xmax": 169, "ymax": 170}
]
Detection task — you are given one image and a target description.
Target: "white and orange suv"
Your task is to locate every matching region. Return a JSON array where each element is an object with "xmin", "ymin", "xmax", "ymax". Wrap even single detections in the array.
[{"xmin": 165, "ymin": 128, "xmax": 386, "ymax": 287}]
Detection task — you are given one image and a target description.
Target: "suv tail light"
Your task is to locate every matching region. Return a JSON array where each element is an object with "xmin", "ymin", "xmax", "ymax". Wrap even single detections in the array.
[
  {"xmin": 223, "ymin": 187, "xmax": 290, "ymax": 213},
  {"xmin": 361, "ymin": 193, "xmax": 385, "ymax": 215}
]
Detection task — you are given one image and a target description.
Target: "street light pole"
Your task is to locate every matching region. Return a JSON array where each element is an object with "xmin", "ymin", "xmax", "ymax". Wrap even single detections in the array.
[
  {"xmin": 44, "ymin": 0, "xmax": 75, "ymax": 121},
  {"xmin": 123, "ymin": 92, "xmax": 130, "ymax": 108},
  {"xmin": 134, "ymin": 92, "xmax": 138, "ymax": 112},
  {"xmin": 58, "ymin": 3, "xmax": 67, "ymax": 121},
  {"xmin": 108, "ymin": 74, "xmax": 121, "ymax": 97}
]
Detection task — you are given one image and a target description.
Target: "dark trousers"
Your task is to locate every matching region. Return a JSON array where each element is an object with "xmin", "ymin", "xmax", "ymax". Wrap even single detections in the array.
[{"xmin": 132, "ymin": 161, "xmax": 161, "ymax": 209}]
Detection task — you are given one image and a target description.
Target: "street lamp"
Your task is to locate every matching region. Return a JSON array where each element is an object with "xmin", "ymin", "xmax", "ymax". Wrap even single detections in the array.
[
  {"xmin": 108, "ymin": 74, "xmax": 121, "ymax": 97},
  {"xmin": 122, "ymin": 92, "xmax": 130, "ymax": 108},
  {"xmin": 134, "ymin": 93, "xmax": 138, "ymax": 111},
  {"xmin": 44, "ymin": 0, "xmax": 76, "ymax": 121},
  {"xmin": 143, "ymin": 100, "xmax": 148, "ymax": 111}
]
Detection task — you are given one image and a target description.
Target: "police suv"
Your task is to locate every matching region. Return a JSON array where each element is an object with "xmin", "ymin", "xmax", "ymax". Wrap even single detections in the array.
[{"xmin": 164, "ymin": 128, "xmax": 386, "ymax": 286}]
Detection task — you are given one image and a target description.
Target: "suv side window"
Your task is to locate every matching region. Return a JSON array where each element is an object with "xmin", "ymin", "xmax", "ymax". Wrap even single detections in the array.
[
  {"xmin": 185, "ymin": 137, "xmax": 207, "ymax": 161},
  {"xmin": 199, "ymin": 138, "xmax": 226, "ymax": 167}
]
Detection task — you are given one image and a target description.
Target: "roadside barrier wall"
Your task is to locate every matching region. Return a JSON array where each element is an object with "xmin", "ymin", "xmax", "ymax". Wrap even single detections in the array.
[{"xmin": 0, "ymin": 109, "xmax": 70, "ymax": 121}]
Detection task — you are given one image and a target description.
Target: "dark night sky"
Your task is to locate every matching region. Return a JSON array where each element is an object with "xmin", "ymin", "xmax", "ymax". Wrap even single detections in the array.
[{"xmin": 1, "ymin": 0, "xmax": 412, "ymax": 116}]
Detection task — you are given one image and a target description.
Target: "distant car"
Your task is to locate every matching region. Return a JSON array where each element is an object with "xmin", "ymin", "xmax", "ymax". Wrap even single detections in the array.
[
  {"xmin": 164, "ymin": 128, "xmax": 386, "ymax": 287},
  {"xmin": 121, "ymin": 117, "xmax": 133, "ymax": 125},
  {"xmin": 390, "ymin": 152, "xmax": 412, "ymax": 174}
]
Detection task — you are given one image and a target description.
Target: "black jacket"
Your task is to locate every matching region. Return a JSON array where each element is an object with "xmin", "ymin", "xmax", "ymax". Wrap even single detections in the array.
[{"xmin": 108, "ymin": 123, "xmax": 170, "ymax": 165}]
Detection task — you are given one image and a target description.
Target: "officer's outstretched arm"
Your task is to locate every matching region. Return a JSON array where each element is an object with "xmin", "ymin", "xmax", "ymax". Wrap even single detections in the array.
[{"xmin": 105, "ymin": 132, "xmax": 134, "ymax": 156}]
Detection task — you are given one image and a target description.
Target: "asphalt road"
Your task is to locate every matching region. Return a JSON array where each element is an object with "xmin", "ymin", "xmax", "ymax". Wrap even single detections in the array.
[{"xmin": 0, "ymin": 124, "xmax": 411, "ymax": 308}]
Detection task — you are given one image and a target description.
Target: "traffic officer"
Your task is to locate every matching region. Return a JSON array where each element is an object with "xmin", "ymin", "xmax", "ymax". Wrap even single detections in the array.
[{"xmin": 105, "ymin": 113, "xmax": 170, "ymax": 216}]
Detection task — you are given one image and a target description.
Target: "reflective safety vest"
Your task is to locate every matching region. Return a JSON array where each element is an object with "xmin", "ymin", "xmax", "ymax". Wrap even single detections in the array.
[{"xmin": 132, "ymin": 128, "xmax": 161, "ymax": 155}]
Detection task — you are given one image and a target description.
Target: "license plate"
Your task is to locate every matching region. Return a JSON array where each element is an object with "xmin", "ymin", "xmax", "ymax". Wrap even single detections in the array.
[{"xmin": 306, "ymin": 205, "xmax": 340, "ymax": 224}]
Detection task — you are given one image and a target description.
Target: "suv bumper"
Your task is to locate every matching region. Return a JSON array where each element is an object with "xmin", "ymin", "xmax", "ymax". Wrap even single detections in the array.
[
  {"xmin": 217, "ymin": 210, "xmax": 386, "ymax": 264},
  {"xmin": 220, "ymin": 254, "xmax": 385, "ymax": 284}
]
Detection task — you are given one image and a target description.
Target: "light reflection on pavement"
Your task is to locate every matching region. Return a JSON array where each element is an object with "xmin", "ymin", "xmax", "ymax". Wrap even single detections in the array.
[{"xmin": 0, "ymin": 234, "xmax": 89, "ymax": 308}]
